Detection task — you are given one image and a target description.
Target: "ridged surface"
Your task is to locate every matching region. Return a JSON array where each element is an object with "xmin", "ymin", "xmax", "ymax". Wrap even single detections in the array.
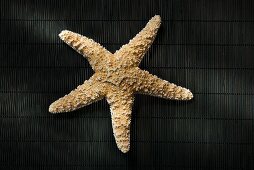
[{"xmin": 1, "ymin": 0, "xmax": 254, "ymax": 169}]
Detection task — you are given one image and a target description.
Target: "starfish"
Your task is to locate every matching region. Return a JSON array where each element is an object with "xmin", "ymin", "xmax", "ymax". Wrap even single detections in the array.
[{"xmin": 49, "ymin": 15, "xmax": 193, "ymax": 153}]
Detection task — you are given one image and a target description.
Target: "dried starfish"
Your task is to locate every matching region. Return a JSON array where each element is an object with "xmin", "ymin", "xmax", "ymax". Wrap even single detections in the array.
[{"xmin": 49, "ymin": 15, "xmax": 193, "ymax": 153}]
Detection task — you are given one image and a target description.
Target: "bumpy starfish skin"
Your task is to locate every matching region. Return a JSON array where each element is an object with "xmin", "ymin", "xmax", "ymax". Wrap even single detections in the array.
[{"xmin": 49, "ymin": 15, "xmax": 193, "ymax": 153}]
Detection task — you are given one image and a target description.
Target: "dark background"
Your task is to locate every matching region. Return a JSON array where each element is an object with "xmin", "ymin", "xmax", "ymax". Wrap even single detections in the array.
[{"xmin": 1, "ymin": 0, "xmax": 254, "ymax": 169}]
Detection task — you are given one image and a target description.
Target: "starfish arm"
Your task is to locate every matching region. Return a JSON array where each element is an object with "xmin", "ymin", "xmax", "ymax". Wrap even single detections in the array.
[
  {"xmin": 114, "ymin": 15, "xmax": 161, "ymax": 67},
  {"xmin": 49, "ymin": 77, "xmax": 105, "ymax": 113},
  {"xmin": 59, "ymin": 30, "xmax": 112, "ymax": 71},
  {"xmin": 106, "ymin": 89, "xmax": 134, "ymax": 153},
  {"xmin": 135, "ymin": 69, "xmax": 193, "ymax": 100}
]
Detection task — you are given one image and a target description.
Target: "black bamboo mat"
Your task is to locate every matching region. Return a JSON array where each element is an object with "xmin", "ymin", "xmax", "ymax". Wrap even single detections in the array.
[{"xmin": 1, "ymin": 0, "xmax": 254, "ymax": 169}]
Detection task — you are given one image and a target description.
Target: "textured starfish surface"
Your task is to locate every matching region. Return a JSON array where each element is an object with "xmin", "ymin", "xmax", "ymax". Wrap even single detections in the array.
[{"xmin": 49, "ymin": 15, "xmax": 193, "ymax": 153}]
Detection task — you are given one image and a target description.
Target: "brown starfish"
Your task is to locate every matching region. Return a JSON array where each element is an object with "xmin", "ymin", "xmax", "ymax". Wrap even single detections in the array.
[{"xmin": 49, "ymin": 15, "xmax": 193, "ymax": 153}]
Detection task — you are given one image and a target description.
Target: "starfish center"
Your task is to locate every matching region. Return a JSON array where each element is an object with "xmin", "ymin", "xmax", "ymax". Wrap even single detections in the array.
[{"xmin": 94, "ymin": 65, "xmax": 138, "ymax": 88}]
